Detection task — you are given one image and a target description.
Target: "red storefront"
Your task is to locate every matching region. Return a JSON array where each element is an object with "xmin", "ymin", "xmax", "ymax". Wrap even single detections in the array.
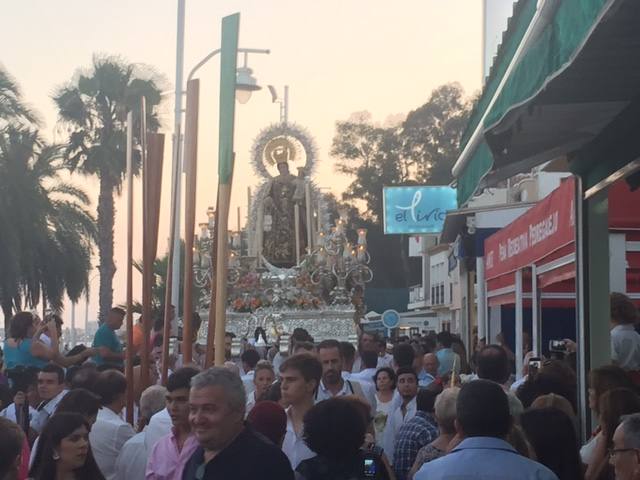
[{"xmin": 483, "ymin": 176, "xmax": 640, "ymax": 375}]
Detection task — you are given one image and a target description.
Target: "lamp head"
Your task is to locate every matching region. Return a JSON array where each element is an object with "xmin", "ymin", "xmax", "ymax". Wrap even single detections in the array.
[{"xmin": 236, "ymin": 66, "xmax": 261, "ymax": 104}]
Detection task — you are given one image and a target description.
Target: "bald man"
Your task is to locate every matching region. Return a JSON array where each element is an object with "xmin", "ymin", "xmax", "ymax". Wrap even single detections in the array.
[{"xmin": 419, "ymin": 353, "xmax": 439, "ymax": 387}]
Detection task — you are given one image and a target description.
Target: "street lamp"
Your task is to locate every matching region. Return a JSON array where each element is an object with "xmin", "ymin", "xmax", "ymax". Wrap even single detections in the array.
[
  {"xmin": 168, "ymin": 46, "xmax": 270, "ymax": 321},
  {"xmin": 235, "ymin": 52, "xmax": 261, "ymax": 104}
]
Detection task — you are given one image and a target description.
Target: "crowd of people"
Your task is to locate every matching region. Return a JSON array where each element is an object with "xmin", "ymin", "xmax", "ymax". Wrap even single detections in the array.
[{"xmin": 1, "ymin": 292, "xmax": 640, "ymax": 479}]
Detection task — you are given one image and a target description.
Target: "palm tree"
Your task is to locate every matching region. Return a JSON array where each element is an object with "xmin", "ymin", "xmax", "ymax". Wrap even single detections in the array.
[
  {"xmin": 0, "ymin": 66, "xmax": 37, "ymax": 126},
  {"xmin": 0, "ymin": 127, "xmax": 96, "ymax": 325},
  {"xmin": 53, "ymin": 55, "xmax": 162, "ymax": 323}
]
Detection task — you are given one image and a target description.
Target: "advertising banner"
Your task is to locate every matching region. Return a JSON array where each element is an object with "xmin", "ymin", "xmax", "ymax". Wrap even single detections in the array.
[
  {"xmin": 484, "ymin": 177, "xmax": 575, "ymax": 280},
  {"xmin": 383, "ymin": 186, "xmax": 457, "ymax": 234}
]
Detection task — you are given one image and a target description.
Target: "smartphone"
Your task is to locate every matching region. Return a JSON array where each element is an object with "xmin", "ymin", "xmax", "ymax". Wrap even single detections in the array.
[
  {"xmin": 528, "ymin": 357, "xmax": 542, "ymax": 379},
  {"xmin": 549, "ymin": 339, "xmax": 567, "ymax": 353},
  {"xmin": 363, "ymin": 457, "xmax": 377, "ymax": 477}
]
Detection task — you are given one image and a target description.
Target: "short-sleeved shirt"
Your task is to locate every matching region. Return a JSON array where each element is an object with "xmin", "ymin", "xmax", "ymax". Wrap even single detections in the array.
[{"xmin": 92, "ymin": 323, "xmax": 122, "ymax": 366}]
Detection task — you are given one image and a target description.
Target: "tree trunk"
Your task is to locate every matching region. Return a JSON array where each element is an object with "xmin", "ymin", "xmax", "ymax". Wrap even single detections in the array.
[{"xmin": 97, "ymin": 175, "xmax": 116, "ymax": 324}]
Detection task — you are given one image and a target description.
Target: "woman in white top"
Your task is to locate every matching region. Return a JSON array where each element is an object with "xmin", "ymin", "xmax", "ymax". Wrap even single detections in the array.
[
  {"xmin": 372, "ymin": 367, "xmax": 396, "ymax": 442},
  {"xmin": 245, "ymin": 361, "xmax": 275, "ymax": 415},
  {"xmin": 581, "ymin": 365, "xmax": 635, "ymax": 466}
]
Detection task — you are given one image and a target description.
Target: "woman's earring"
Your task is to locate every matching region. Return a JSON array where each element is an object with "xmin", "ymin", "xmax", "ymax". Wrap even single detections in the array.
[{"xmin": 53, "ymin": 451, "xmax": 60, "ymax": 460}]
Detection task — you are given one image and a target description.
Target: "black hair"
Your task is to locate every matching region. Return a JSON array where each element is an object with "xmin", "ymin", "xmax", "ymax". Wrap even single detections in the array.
[
  {"xmin": 56, "ymin": 388, "xmax": 101, "ymax": 419},
  {"xmin": 361, "ymin": 350, "xmax": 378, "ymax": 369},
  {"xmin": 317, "ymin": 339, "xmax": 341, "ymax": 353},
  {"xmin": 436, "ymin": 331, "xmax": 453, "ymax": 348},
  {"xmin": 93, "ymin": 370, "xmax": 127, "ymax": 406},
  {"xmin": 110, "ymin": 307, "xmax": 126, "ymax": 317},
  {"xmin": 69, "ymin": 365, "xmax": 99, "ymax": 394},
  {"xmin": 0, "ymin": 384, "xmax": 12, "ymax": 411},
  {"xmin": 416, "ymin": 388, "xmax": 438, "ymax": 413},
  {"xmin": 264, "ymin": 380, "xmax": 282, "ymax": 403},
  {"xmin": 40, "ymin": 363, "xmax": 65, "ymax": 384},
  {"xmin": 520, "ymin": 408, "xmax": 583, "ymax": 480},
  {"xmin": 95, "ymin": 363, "xmax": 124, "ymax": 373},
  {"xmin": 291, "ymin": 327, "xmax": 312, "ymax": 343},
  {"xmin": 152, "ymin": 334, "xmax": 164, "ymax": 348},
  {"xmin": 302, "ymin": 398, "xmax": 366, "ymax": 462},
  {"xmin": 393, "ymin": 343, "xmax": 415, "ymax": 369},
  {"xmin": 240, "ymin": 349, "xmax": 261, "ymax": 370},
  {"xmin": 65, "ymin": 365, "xmax": 80, "ymax": 385},
  {"xmin": 477, "ymin": 345, "xmax": 510, "ymax": 384},
  {"xmin": 396, "ymin": 366, "xmax": 418, "ymax": 382},
  {"xmin": 339, "ymin": 342, "xmax": 356, "ymax": 363},
  {"xmin": 7, "ymin": 365, "xmax": 39, "ymax": 394},
  {"xmin": 166, "ymin": 367, "xmax": 200, "ymax": 393},
  {"xmin": 457, "ymin": 380, "xmax": 511, "ymax": 438},
  {"xmin": 66, "ymin": 345, "xmax": 88, "ymax": 367},
  {"xmin": 374, "ymin": 367, "xmax": 396, "ymax": 390},
  {"xmin": 29, "ymin": 412, "xmax": 105, "ymax": 480}
]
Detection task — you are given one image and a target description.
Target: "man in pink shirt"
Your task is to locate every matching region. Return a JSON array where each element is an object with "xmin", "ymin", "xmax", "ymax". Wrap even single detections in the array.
[{"xmin": 146, "ymin": 367, "xmax": 200, "ymax": 480}]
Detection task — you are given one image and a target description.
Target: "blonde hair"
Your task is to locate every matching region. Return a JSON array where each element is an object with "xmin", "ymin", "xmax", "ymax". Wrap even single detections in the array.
[{"xmin": 435, "ymin": 387, "xmax": 460, "ymax": 434}]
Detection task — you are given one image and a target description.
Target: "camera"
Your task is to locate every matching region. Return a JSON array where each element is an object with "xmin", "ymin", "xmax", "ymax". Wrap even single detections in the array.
[
  {"xmin": 528, "ymin": 357, "xmax": 542, "ymax": 379},
  {"xmin": 549, "ymin": 339, "xmax": 567, "ymax": 353}
]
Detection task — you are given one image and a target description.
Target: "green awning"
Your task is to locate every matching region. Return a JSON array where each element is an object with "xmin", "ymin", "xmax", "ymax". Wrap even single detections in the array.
[
  {"xmin": 456, "ymin": 0, "xmax": 620, "ymax": 204},
  {"xmin": 457, "ymin": 141, "xmax": 493, "ymax": 206},
  {"xmin": 459, "ymin": 0, "xmax": 537, "ymax": 148},
  {"xmin": 484, "ymin": 0, "xmax": 611, "ymax": 130}
]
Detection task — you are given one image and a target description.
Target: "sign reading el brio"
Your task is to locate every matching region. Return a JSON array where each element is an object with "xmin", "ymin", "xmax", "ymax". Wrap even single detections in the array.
[{"xmin": 383, "ymin": 186, "xmax": 457, "ymax": 234}]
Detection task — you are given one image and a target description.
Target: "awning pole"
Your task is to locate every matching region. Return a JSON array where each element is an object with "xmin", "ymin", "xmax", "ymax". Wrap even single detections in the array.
[
  {"xmin": 531, "ymin": 264, "xmax": 541, "ymax": 356},
  {"xmin": 476, "ymin": 257, "xmax": 488, "ymax": 342},
  {"xmin": 515, "ymin": 268, "xmax": 524, "ymax": 380},
  {"xmin": 574, "ymin": 175, "xmax": 589, "ymax": 442}
]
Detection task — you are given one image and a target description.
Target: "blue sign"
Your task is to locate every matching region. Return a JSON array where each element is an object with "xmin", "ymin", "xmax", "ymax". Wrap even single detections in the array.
[
  {"xmin": 383, "ymin": 186, "xmax": 457, "ymax": 234},
  {"xmin": 381, "ymin": 309, "xmax": 400, "ymax": 329}
]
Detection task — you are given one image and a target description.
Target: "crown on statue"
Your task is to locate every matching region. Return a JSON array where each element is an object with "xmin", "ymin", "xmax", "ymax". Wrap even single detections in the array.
[{"xmin": 264, "ymin": 137, "xmax": 297, "ymax": 166}]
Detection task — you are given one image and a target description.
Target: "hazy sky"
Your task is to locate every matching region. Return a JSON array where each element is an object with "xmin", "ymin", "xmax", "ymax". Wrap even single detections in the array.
[{"xmin": 2, "ymin": 0, "xmax": 485, "ymax": 326}]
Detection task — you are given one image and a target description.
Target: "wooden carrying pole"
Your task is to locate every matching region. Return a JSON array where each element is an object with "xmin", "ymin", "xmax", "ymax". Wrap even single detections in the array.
[
  {"xmin": 125, "ymin": 111, "xmax": 135, "ymax": 425},
  {"xmin": 142, "ymin": 130, "xmax": 165, "ymax": 388},
  {"xmin": 182, "ymin": 79, "xmax": 200, "ymax": 365}
]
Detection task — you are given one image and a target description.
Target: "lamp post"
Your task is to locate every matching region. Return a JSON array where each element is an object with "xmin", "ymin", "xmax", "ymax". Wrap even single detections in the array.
[{"xmin": 168, "ymin": 0, "xmax": 269, "ymax": 332}]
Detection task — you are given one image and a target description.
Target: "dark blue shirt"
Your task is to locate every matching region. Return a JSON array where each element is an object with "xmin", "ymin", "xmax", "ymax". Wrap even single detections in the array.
[{"xmin": 182, "ymin": 427, "xmax": 293, "ymax": 480}]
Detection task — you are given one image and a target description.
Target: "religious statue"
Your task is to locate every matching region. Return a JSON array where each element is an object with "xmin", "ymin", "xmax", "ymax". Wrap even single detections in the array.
[{"xmin": 261, "ymin": 138, "xmax": 307, "ymax": 267}]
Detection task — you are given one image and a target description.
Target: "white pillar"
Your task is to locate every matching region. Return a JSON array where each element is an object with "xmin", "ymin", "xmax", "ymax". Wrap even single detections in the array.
[
  {"xmin": 71, "ymin": 301, "xmax": 76, "ymax": 348},
  {"xmin": 609, "ymin": 233, "xmax": 627, "ymax": 293},
  {"xmin": 170, "ymin": 0, "xmax": 186, "ymax": 327},
  {"xmin": 531, "ymin": 264, "xmax": 541, "ymax": 356},
  {"xmin": 489, "ymin": 304, "xmax": 502, "ymax": 344},
  {"xmin": 515, "ymin": 268, "xmax": 524, "ymax": 379},
  {"xmin": 476, "ymin": 256, "xmax": 487, "ymax": 341}
]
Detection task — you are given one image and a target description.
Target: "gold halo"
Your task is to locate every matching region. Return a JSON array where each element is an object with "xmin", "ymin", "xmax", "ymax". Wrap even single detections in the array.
[{"xmin": 263, "ymin": 137, "xmax": 298, "ymax": 166}]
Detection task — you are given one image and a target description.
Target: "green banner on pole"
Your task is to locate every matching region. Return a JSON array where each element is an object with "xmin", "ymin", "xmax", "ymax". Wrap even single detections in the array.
[{"xmin": 218, "ymin": 13, "xmax": 239, "ymax": 184}]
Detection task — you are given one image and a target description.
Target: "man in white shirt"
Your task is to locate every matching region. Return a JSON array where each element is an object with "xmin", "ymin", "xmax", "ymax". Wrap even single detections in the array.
[
  {"xmin": 90, "ymin": 370, "xmax": 135, "ymax": 480},
  {"xmin": 240, "ymin": 349, "xmax": 260, "ymax": 396},
  {"xmin": 348, "ymin": 350, "xmax": 378, "ymax": 387},
  {"xmin": 279, "ymin": 353, "xmax": 322, "ymax": 469},
  {"xmin": 115, "ymin": 384, "xmax": 167, "ymax": 480},
  {"xmin": 31, "ymin": 363, "xmax": 67, "ymax": 434},
  {"xmin": 315, "ymin": 340, "xmax": 377, "ymax": 414},
  {"xmin": 382, "ymin": 367, "xmax": 418, "ymax": 460},
  {"xmin": 610, "ymin": 292, "xmax": 640, "ymax": 370}
]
